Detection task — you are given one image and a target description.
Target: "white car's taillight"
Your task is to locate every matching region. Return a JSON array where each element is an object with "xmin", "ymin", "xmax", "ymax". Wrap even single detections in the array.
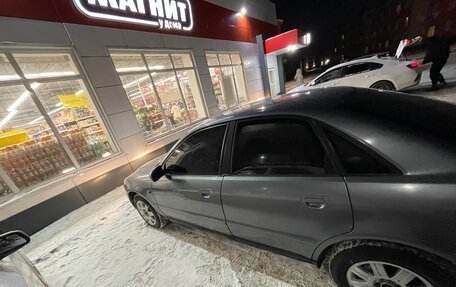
[{"xmin": 407, "ymin": 61, "xmax": 420, "ymax": 69}]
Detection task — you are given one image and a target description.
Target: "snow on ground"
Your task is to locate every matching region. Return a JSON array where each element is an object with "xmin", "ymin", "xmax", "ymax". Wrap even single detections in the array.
[{"xmin": 24, "ymin": 186, "xmax": 335, "ymax": 287}]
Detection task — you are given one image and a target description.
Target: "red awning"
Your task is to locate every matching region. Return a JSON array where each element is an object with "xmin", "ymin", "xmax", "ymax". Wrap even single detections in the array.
[{"xmin": 265, "ymin": 29, "xmax": 310, "ymax": 55}]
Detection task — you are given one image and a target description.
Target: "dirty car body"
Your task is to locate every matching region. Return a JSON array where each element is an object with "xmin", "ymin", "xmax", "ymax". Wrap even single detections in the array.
[{"xmin": 125, "ymin": 87, "xmax": 456, "ymax": 286}]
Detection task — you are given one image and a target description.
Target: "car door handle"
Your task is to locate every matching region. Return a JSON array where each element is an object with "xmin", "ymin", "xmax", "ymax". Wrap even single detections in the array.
[
  {"xmin": 303, "ymin": 197, "xmax": 328, "ymax": 209},
  {"xmin": 200, "ymin": 189, "xmax": 213, "ymax": 199}
]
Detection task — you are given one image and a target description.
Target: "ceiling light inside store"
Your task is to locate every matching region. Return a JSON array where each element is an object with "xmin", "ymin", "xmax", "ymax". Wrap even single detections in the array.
[
  {"xmin": 149, "ymin": 65, "xmax": 165, "ymax": 70},
  {"xmin": 7, "ymin": 83, "xmax": 40, "ymax": 112},
  {"xmin": 0, "ymin": 110, "xmax": 18, "ymax": 129},
  {"xmin": 0, "ymin": 75, "xmax": 20, "ymax": 81},
  {"xmin": 28, "ymin": 106, "xmax": 65, "ymax": 125},
  {"xmin": 29, "ymin": 116, "xmax": 44, "ymax": 125},
  {"xmin": 31, "ymin": 82, "xmax": 41, "ymax": 89},
  {"xmin": 123, "ymin": 75, "xmax": 149, "ymax": 88},
  {"xmin": 116, "ymin": 67, "xmax": 148, "ymax": 73},
  {"xmin": 25, "ymin": 71, "xmax": 76, "ymax": 79},
  {"xmin": 8, "ymin": 92, "xmax": 30, "ymax": 112},
  {"xmin": 49, "ymin": 106, "xmax": 65, "ymax": 115}
]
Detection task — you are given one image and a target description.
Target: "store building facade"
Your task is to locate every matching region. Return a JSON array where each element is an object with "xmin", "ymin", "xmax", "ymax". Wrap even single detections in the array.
[{"xmin": 0, "ymin": 0, "xmax": 279, "ymax": 234}]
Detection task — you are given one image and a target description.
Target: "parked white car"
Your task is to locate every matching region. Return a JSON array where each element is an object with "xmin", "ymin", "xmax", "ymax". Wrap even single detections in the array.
[
  {"xmin": 0, "ymin": 231, "xmax": 47, "ymax": 287},
  {"xmin": 290, "ymin": 56, "xmax": 422, "ymax": 93}
]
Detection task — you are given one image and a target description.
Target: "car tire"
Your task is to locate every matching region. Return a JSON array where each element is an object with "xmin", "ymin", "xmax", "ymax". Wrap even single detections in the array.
[
  {"xmin": 370, "ymin": 81, "xmax": 396, "ymax": 91},
  {"xmin": 134, "ymin": 196, "xmax": 168, "ymax": 229},
  {"xmin": 328, "ymin": 241, "xmax": 456, "ymax": 287}
]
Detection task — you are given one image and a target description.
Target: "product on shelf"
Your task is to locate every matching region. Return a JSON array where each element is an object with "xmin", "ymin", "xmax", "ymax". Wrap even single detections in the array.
[{"xmin": 0, "ymin": 138, "xmax": 73, "ymax": 189}]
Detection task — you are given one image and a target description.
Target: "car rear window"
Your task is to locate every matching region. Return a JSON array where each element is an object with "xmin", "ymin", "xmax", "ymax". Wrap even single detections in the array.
[
  {"xmin": 369, "ymin": 63, "xmax": 383, "ymax": 70},
  {"xmin": 324, "ymin": 128, "xmax": 397, "ymax": 175},
  {"xmin": 344, "ymin": 63, "xmax": 371, "ymax": 76}
]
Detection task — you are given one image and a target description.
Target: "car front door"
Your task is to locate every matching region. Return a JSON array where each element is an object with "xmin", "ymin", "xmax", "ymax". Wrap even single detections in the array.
[
  {"xmin": 152, "ymin": 124, "xmax": 231, "ymax": 235},
  {"xmin": 221, "ymin": 118, "xmax": 353, "ymax": 258}
]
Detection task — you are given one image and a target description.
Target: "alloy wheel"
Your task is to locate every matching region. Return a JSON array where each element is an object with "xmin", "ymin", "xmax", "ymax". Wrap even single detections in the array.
[
  {"xmin": 346, "ymin": 261, "xmax": 433, "ymax": 287},
  {"xmin": 136, "ymin": 200, "xmax": 157, "ymax": 226}
]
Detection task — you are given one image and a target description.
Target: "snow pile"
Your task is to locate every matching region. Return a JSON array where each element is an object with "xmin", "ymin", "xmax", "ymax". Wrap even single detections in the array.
[{"xmin": 25, "ymin": 187, "xmax": 334, "ymax": 287}]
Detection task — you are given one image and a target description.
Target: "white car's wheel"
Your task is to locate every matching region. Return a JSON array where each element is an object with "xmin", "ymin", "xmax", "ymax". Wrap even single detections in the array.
[{"xmin": 370, "ymin": 81, "xmax": 396, "ymax": 91}]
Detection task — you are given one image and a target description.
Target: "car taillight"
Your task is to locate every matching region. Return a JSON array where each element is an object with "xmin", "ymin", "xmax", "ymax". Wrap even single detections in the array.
[{"xmin": 407, "ymin": 61, "xmax": 420, "ymax": 69}]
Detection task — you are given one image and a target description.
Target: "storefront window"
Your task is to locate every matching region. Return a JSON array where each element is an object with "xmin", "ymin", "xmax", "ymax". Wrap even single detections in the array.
[
  {"xmin": 206, "ymin": 52, "xmax": 248, "ymax": 111},
  {"xmin": 171, "ymin": 53, "xmax": 193, "ymax": 69},
  {"xmin": 145, "ymin": 54, "xmax": 173, "ymax": 70},
  {"xmin": 206, "ymin": 54, "xmax": 219, "ymax": 66},
  {"xmin": 0, "ymin": 85, "xmax": 74, "ymax": 190},
  {"xmin": 111, "ymin": 54, "xmax": 147, "ymax": 73},
  {"xmin": 152, "ymin": 71, "xmax": 189, "ymax": 129},
  {"xmin": 119, "ymin": 74, "xmax": 168, "ymax": 141},
  {"xmin": 0, "ymin": 51, "xmax": 116, "ymax": 196},
  {"xmin": 13, "ymin": 53, "xmax": 79, "ymax": 79},
  {"xmin": 176, "ymin": 70, "xmax": 207, "ymax": 122},
  {"xmin": 111, "ymin": 50, "xmax": 207, "ymax": 144},
  {"xmin": 33, "ymin": 79, "xmax": 114, "ymax": 166}
]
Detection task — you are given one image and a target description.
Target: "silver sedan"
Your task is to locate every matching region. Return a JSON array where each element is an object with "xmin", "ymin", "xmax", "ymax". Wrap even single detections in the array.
[{"xmin": 124, "ymin": 87, "xmax": 456, "ymax": 287}]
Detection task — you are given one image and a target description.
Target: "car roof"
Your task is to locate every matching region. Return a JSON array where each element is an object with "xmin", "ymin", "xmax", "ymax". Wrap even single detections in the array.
[
  {"xmin": 194, "ymin": 87, "xmax": 456, "ymax": 176},
  {"xmin": 328, "ymin": 57, "xmax": 393, "ymax": 71}
]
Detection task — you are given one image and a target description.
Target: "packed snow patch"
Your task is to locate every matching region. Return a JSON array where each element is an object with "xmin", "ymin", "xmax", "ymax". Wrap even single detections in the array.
[{"xmin": 25, "ymin": 187, "xmax": 335, "ymax": 287}]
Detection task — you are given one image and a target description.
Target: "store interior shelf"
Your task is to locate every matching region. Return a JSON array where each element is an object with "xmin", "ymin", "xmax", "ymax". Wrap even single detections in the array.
[
  {"xmin": 79, "ymin": 122, "xmax": 101, "ymax": 129},
  {"xmin": 86, "ymin": 130, "xmax": 104, "ymax": 136},
  {"xmin": 76, "ymin": 115, "xmax": 96, "ymax": 122}
]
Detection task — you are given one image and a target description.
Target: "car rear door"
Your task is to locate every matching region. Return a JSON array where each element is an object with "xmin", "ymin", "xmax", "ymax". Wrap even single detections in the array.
[
  {"xmin": 152, "ymin": 124, "xmax": 231, "ymax": 235},
  {"xmin": 339, "ymin": 62, "xmax": 373, "ymax": 87},
  {"xmin": 311, "ymin": 67, "xmax": 344, "ymax": 88},
  {"xmin": 220, "ymin": 117, "xmax": 353, "ymax": 259}
]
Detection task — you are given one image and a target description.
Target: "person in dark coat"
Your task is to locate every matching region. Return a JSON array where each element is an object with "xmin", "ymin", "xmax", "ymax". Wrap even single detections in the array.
[{"xmin": 422, "ymin": 37, "xmax": 450, "ymax": 91}]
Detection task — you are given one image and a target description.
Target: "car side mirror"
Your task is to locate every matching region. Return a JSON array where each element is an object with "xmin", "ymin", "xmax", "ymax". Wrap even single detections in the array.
[
  {"xmin": 0, "ymin": 231, "xmax": 30, "ymax": 260},
  {"xmin": 151, "ymin": 165, "xmax": 165, "ymax": 182}
]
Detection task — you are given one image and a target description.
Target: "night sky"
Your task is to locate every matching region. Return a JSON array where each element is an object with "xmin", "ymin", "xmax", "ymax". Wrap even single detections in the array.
[{"xmin": 270, "ymin": 0, "xmax": 378, "ymax": 77}]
